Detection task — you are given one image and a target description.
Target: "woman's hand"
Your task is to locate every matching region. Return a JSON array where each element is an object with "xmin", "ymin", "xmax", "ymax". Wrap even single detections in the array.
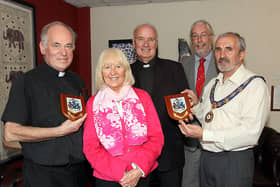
[{"xmin": 120, "ymin": 168, "xmax": 142, "ymax": 187}]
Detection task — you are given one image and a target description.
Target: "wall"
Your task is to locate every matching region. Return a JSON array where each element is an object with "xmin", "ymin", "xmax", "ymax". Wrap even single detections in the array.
[
  {"xmin": 22, "ymin": 0, "xmax": 92, "ymax": 93},
  {"xmin": 90, "ymin": 0, "xmax": 280, "ymax": 131}
]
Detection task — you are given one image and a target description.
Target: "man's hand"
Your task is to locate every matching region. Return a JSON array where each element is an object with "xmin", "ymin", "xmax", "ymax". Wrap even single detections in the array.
[
  {"xmin": 181, "ymin": 89, "xmax": 199, "ymax": 107},
  {"xmin": 178, "ymin": 120, "xmax": 203, "ymax": 139},
  {"xmin": 58, "ymin": 114, "xmax": 87, "ymax": 136},
  {"xmin": 120, "ymin": 168, "xmax": 142, "ymax": 187}
]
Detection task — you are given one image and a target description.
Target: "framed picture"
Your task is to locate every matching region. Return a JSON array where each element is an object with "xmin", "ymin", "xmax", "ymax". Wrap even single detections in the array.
[
  {"xmin": 109, "ymin": 39, "xmax": 136, "ymax": 64},
  {"xmin": 178, "ymin": 38, "xmax": 191, "ymax": 62},
  {"xmin": 0, "ymin": 0, "xmax": 36, "ymax": 162},
  {"xmin": 271, "ymin": 85, "xmax": 280, "ymax": 111}
]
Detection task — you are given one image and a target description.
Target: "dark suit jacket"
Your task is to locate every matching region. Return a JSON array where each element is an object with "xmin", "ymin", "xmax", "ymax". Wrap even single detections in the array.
[
  {"xmin": 131, "ymin": 57, "xmax": 189, "ymax": 171},
  {"xmin": 181, "ymin": 53, "xmax": 218, "ymax": 148}
]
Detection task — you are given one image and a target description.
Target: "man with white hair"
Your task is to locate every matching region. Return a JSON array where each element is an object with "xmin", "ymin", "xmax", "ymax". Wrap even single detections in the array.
[{"xmin": 181, "ymin": 20, "xmax": 218, "ymax": 187}]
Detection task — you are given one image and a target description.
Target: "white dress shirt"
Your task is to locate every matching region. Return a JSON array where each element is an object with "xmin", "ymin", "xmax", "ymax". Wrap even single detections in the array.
[{"xmin": 194, "ymin": 64, "xmax": 270, "ymax": 152}]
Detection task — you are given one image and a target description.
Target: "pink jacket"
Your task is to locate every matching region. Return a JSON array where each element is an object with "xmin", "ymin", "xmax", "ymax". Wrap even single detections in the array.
[{"xmin": 83, "ymin": 88, "xmax": 164, "ymax": 182}]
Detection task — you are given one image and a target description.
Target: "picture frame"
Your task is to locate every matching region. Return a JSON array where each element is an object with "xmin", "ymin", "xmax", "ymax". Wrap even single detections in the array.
[
  {"xmin": 178, "ymin": 38, "xmax": 191, "ymax": 62},
  {"xmin": 108, "ymin": 39, "xmax": 136, "ymax": 64},
  {"xmin": 0, "ymin": 0, "xmax": 36, "ymax": 162},
  {"xmin": 271, "ymin": 85, "xmax": 280, "ymax": 111}
]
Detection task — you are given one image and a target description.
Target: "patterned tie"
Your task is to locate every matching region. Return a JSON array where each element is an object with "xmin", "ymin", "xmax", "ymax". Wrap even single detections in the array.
[{"xmin": 196, "ymin": 58, "xmax": 206, "ymax": 98}]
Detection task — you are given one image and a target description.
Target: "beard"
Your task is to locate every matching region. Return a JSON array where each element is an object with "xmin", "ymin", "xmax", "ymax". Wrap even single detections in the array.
[{"xmin": 192, "ymin": 43, "xmax": 212, "ymax": 58}]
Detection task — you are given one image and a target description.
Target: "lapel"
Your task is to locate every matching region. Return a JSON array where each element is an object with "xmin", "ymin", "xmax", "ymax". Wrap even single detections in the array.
[
  {"xmin": 182, "ymin": 53, "xmax": 218, "ymax": 97},
  {"xmin": 187, "ymin": 56, "xmax": 196, "ymax": 91},
  {"xmin": 205, "ymin": 55, "xmax": 218, "ymax": 85},
  {"xmin": 152, "ymin": 58, "xmax": 161, "ymax": 94},
  {"xmin": 181, "ymin": 55, "xmax": 196, "ymax": 91}
]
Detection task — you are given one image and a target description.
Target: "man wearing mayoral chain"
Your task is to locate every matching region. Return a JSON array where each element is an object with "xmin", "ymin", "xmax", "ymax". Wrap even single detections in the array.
[{"xmin": 179, "ymin": 32, "xmax": 269, "ymax": 187}]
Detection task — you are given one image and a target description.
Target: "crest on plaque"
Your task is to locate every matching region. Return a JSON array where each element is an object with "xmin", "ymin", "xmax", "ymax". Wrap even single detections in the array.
[
  {"xmin": 164, "ymin": 93, "xmax": 191, "ymax": 120},
  {"xmin": 67, "ymin": 97, "xmax": 83, "ymax": 113},
  {"xmin": 60, "ymin": 94, "xmax": 85, "ymax": 121}
]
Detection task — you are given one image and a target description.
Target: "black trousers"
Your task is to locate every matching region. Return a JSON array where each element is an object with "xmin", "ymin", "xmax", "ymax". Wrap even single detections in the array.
[
  {"xmin": 23, "ymin": 159, "xmax": 87, "ymax": 187},
  {"xmin": 200, "ymin": 149, "xmax": 254, "ymax": 187},
  {"xmin": 94, "ymin": 174, "xmax": 151, "ymax": 187},
  {"xmin": 151, "ymin": 167, "xmax": 183, "ymax": 187}
]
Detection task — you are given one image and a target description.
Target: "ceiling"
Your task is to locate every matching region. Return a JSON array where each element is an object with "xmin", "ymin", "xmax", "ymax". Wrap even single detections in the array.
[{"xmin": 64, "ymin": 0, "xmax": 201, "ymax": 8}]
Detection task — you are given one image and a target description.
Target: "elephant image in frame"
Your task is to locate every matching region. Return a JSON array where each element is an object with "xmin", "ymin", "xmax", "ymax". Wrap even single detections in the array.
[{"xmin": 3, "ymin": 28, "xmax": 25, "ymax": 52}]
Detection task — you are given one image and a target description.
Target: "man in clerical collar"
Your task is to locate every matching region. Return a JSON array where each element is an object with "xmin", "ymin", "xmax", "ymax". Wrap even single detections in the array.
[
  {"xmin": 131, "ymin": 23, "xmax": 189, "ymax": 187},
  {"xmin": 179, "ymin": 32, "xmax": 269, "ymax": 187},
  {"xmin": 2, "ymin": 21, "xmax": 88, "ymax": 187}
]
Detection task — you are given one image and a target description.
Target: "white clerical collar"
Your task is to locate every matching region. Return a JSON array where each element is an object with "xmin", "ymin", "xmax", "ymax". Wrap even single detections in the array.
[
  {"xmin": 58, "ymin": 72, "xmax": 65, "ymax": 77},
  {"xmin": 143, "ymin": 64, "xmax": 151, "ymax": 68}
]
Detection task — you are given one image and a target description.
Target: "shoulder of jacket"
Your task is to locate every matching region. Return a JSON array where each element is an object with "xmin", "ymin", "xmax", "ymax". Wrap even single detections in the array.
[
  {"xmin": 133, "ymin": 87, "xmax": 150, "ymax": 100},
  {"xmin": 181, "ymin": 55, "xmax": 195, "ymax": 64}
]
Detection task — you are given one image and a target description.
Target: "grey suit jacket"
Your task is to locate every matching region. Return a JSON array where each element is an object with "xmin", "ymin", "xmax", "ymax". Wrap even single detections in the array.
[
  {"xmin": 181, "ymin": 53, "xmax": 218, "ymax": 97},
  {"xmin": 180, "ymin": 52, "xmax": 218, "ymax": 148}
]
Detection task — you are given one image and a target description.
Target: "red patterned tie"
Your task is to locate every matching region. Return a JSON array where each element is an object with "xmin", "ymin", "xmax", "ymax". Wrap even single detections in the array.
[{"xmin": 196, "ymin": 58, "xmax": 206, "ymax": 98}]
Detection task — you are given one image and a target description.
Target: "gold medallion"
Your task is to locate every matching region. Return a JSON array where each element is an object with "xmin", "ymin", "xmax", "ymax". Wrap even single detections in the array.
[
  {"xmin": 205, "ymin": 111, "xmax": 214, "ymax": 123},
  {"xmin": 212, "ymin": 103, "xmax": 217, "ymax": 109}
]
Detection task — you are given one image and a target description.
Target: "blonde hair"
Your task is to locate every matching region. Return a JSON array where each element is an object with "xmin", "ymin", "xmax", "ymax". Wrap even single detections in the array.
[{"xmin": 95, "ymin": 48, "xmax": 135, "ymax": 90}]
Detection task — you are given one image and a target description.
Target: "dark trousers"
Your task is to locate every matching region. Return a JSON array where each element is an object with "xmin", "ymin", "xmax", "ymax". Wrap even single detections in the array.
[
  {"xmin": 94, "ymin": 174, "xmax": 151, "ymax": 187},
  {"xmin": 151, "ymin": 167, "xmax": 183, "ymax": 187},
  {"xmin": 200, "ymin": 149, "xmax": 254, "ymax": 187},
  {"xmin": 23, "ymin": 159, "xmax": 87, "ymax": 187}
]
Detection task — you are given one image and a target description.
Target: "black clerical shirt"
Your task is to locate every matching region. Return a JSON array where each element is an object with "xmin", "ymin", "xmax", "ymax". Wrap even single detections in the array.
[
  {"xmin": 133, "ymin": 58, "xmax": 157, "ymax": 96},
  {"xmin": 2, "ymin": 62, "xmax": 87, "ymax": 166}
]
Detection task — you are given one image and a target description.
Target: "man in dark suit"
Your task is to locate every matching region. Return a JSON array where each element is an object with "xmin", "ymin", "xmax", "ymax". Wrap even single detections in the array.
[
  {"xmin": 131, "ymin": 24, "xmax": 188, "ymax": 187},
  {"xmin": 180, "ymin": 20, "xmax": 218, "ymax": 187}
]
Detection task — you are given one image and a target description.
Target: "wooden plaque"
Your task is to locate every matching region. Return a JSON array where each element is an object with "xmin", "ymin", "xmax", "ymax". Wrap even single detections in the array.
[
  {"xmin": 164, "ymin": 93, "xmax": 191, "ymax": 120},
  {"xmin": 60, "ymin": 94, "xmax": 85, "ymax": 121}
]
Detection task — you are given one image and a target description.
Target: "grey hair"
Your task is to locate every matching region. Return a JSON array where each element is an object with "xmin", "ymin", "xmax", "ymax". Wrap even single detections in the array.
[
  {"xmin": 40, "ymin": 21, "xmax": 76, "ymax": 49},
  {"xmin": 189, "ymin": 19, "xmax": 214, "ymax": 38},
  {"xmin": 216, "ymin": 32, "xmax": 246, "ymax": 52},
  {"xmin": 95, "ymin": 48, "xmax": 135, "ymax": 90}
]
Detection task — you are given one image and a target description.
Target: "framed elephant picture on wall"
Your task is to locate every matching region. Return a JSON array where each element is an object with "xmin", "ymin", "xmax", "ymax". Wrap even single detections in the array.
[{"xmin": 0, "ymin": 0, "xmax": 36, "ymax": 162}]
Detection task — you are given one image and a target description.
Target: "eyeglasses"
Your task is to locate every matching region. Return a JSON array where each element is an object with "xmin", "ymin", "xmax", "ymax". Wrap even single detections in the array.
[
  {"xmin": 135, "ymin": 37, "xmax": 156, "ymax": 43},
  {"xmin": 191, "ymin": 33, "xmax": 211, "ymax": 40}
]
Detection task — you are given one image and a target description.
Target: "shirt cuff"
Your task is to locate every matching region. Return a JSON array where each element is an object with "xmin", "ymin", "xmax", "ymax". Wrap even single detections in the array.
[
  {"xmin": 132, "ymin": 163, "xmax": 145, "ymax": 177},
  {"xmin": 203, "ymin": 129, "xmax": 224, "ymax": 143}
]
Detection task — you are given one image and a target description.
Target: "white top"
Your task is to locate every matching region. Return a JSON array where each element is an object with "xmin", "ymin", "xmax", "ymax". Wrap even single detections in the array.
[{"xmin": 194, "ymin": 64, "xmax": 270, "ymax": 152}]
